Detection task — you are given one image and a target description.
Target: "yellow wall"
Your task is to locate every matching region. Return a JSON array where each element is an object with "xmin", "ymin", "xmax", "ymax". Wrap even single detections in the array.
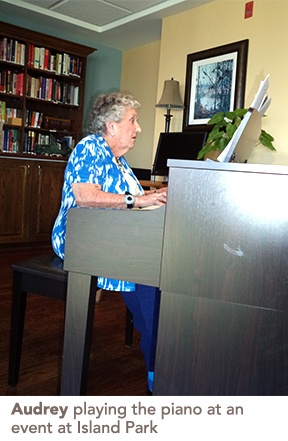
[
  {"xmin": 122, "ymin": 0, "xmax": 288, "ymax": 168},
  {"xmin": 121, "ymin": 40, "xmax": 160, "ymax": 168}
]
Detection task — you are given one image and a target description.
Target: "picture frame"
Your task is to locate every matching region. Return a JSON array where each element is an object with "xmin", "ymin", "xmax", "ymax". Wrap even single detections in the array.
[{"xmin": 182, "ymin": 39, "xmax": 249, "ymax": 131}]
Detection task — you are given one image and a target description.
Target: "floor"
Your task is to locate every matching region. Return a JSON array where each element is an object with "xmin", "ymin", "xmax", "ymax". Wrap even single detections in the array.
[{"xmin": 0, "ymin": 245, "xmax": 147, "ymax": 396}]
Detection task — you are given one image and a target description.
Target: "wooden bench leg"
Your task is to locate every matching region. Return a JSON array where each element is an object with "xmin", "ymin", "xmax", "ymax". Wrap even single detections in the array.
[
  {"xmin": 60, "ymin": 273, "xmax": 97, "ymax": 395},
  {"xmin": 9, "ymin": 271, "xmax": 27, "ymax": 387},
  {"xmin": 80, "ymin": 275, "xmax": 98, "ymax": 394}
]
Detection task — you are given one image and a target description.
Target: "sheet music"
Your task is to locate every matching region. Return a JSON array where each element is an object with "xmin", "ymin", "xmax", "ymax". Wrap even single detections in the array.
[
  {"xmin": 250, "ymin": 74, "xmax": 271, "ymax": 114},
  {"xmin": 216, "ymin": 74, "xmax": 271, "ymax": 163},
  {"xmin": 258, "ymin": 96, "xmax": 271, "ymax": 117}
]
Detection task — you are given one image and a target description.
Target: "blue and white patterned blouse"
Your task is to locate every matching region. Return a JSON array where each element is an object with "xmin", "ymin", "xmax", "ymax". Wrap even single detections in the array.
[{"xmin": 51, "ymin": 134, "xmax": 144, "ymax": 292}]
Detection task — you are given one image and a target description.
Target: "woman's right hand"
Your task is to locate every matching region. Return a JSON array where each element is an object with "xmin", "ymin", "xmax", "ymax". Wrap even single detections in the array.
[{"xmin": 136, "ymin": 187, "xmax": 167, "ymax": 208}]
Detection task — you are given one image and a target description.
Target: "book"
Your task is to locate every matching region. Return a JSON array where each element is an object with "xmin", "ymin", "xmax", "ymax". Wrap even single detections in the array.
[
  {"xmin": 39, "ymin": 47, "xmax": 45, "ymax": 70},
  {"xmin": 50, "ymin": 54, "xmax": 55, "ymax": 72},
  {"xmin": 40, "ymin": 76, "xmax": 46, "ymax": 100},
  {"xmin": 12, "ymin": 73, "xmax": 17, "ymax": 94},
  {"xmin": 0, "ymin": 121, "xmax": 4, "ymax": 150},
  {"xmin": 0, "ymin": 101, "xmax": 6, "ymax": 121},
  {"xmin": 16, "ymin": 73, "xmax": 24, "ymax": 96},
  {"xmin": 20, "ymin": 43, "xmax": 25, "ymax": 65},
  {"xmin": 16, "ymin": 41, "xmax": 21, "ymax": 64},
  {"xmin": 44, "ymin": 48, "xmax": 50, "ymax": 71},
  {"xmin": 63, "ymin": 135, "xmax": 73, "ymax": 149},
  {"xmin": 62, "ymin": 53, "xmax": 69, "ymax": 75},
  {"xmin": 11, "ymin": 39, "xmax": 16, "ymax": 62},
  {"xmin": 28, "ymin": 43, "xmax": 34, "ymax": 67},
  {"xmin": 37, "ymin": 112, "xmax": 44, "ymax": 128},
  {"xmin": 30, "ymin": 111, "xmax": 36, "ymax": 128},
  {"xmin": 6, "ymin": 38, "xmax": 11, "ymax": 62},
  {"xmin": 11, "ymin": 129, "xmax": 19, "ymax": 153},
  {"xmin": 1, "ymin": 37, "xmax": 7, "ymax": 61},
  {"xmin": 73, "ymin": 85, "xmax": 79, "ymax": 105},
  {"xmin": 31, "ymin": 76, "xmax": 36, "ymax": 98},
  {"xmin": 6, "ymin": 70, "xmax": 12, "ymax": 94},
  {"xmin": 47, "ymin": 77, "xmax": 53, "ymax": 101},
  {"xmin": 34, "ymin": 46, "xmax": 40, "ymax": 69},
  {"xmin": 56, "ymin": 53, "xmax": 62, "ymax": 75},
  {"xmin": 7, "ymin": 117, "xmax": 22, "ymax": 126},
  {"xmin": 0, "ymin": 70, "xmax": 6, "ymax": 92}
]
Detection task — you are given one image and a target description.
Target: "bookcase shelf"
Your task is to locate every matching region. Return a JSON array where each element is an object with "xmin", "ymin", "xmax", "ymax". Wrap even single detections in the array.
[
  {"xmin": 0, "ymin": 22, "xmax": 95, "ymax": 245},
  {"xmin": 0, "ymin": 21, "xmax": 95, "ymax": 156}
]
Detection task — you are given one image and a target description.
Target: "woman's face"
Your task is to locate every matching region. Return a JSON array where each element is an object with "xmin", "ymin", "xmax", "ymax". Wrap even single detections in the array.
[{"xmin": 112, "ymin": 107, "xmax": 142, "ymax": 154}]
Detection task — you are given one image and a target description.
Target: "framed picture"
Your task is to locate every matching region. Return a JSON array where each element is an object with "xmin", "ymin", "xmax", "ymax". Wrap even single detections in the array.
[{"xmin": 182, "ymin": 40, "xmax": 249, "ymax": 131}]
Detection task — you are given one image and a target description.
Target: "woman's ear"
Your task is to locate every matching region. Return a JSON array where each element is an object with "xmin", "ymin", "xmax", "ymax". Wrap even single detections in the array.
[{"xmin": 106, "ymin": 121, "xmax": 115, "ymax": 137}]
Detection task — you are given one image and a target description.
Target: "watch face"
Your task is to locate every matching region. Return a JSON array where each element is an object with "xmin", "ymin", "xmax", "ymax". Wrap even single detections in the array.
[{"xmin": 124, "ymin": 194, "xmax": 135, "ymax": 208}]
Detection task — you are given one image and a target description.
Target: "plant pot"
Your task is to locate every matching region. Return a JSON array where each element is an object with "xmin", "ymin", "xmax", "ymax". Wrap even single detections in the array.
[{"xmin": 204, "ymin": 149, "xmax": 221, "ymax": 161}]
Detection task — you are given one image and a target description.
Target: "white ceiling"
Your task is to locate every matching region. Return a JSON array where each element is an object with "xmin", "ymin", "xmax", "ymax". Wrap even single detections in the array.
[{"xmin": 0, "ymin": 0, "xmax": 213, "ymax": 50}]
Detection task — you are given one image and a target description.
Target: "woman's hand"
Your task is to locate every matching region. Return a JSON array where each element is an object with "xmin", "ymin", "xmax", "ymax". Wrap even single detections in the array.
[
  {"xmin": 72, "ymin": 182, "xmax": 167, "ymax": 209},
  {"xmin": 136, "ymin": 187, "xmax": 167, "ymax": 208}
]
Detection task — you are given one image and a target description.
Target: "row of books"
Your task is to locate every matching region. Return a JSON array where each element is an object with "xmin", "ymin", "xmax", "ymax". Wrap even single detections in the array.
[
  {"xmin": 0, "ymin": 38, "xmax": 83, "ymax": 77},
  {"xmin": 0, "ymin": 102, "xmax": 21, "ymax": 123},
  {"xmin": 26, "ymin": 75, "xmax": 80, "ymax": 105},
  {"xmin": 1, "ymin": 104, "xmax": 72, "ymax": 132},
  {"xmin": 23, "ymin": 131, "xmax": 75, "ymax": 154},
  {"xmin": 27, "ymin": 44, "xmax": 83, "ymax": 77},
  {"xmin": 0, "ymin": 69, "xmax": 24, "ymax": 95},
  {"xmin": 0, "ymin": 37, "xmax": 25, "ymax": 65},
  {"xmin": 25, "ymin": 111, "xmax": 44, "ymax": 128},
  {"xmin": 0, "ymin": 123, "xmax": 75, "ymax": 154},
  {"xmin": 0, "ymin": 127, "xmax": 20, "ymax": 153},
  {"xmin": 0, "ymin": 70, "xmax": 80, "ymax": 105},
  {"xmin": 23, "ymin": 130, "xmax": 38, "ymax": 154},
  {"xmin": 35, "ymin": 133, "xmax": 75, "ymax": 150}
]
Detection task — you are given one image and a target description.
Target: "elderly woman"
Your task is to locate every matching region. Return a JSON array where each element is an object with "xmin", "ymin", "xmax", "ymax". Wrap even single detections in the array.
[{"xmin": 52, "ymin": 92, "xmax": 167, "ymax": 393}]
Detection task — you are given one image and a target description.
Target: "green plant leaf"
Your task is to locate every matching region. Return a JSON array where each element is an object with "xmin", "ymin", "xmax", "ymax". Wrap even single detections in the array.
[
  {"xmin": 234, "ymin": 115, "xmax": 243, "ymax": 127},
  {"xmin": 226, "ymin": 122, "xmax": 237, "ymax": 138},
  {"xmin": 234, "ymin": 108, "xmax": 248, "ymax": 117},
  {"xmin": 260, "ymin": 129, "xmax": 274, "ymax": 142},
  {"xmin": 224, "ymin": 111, "xmax": 236, "ymax": 122},
  {"xmin": 219, "ymin": 136, "xmax": 229, "ymax": 151},
  {"xmin": 197, "ymin": 109, "xmax": 276, "ymax": 160},
  {"xmin": 207, "ymin": 112, "xmax": 225, "ymax": 125},
  {"xmin": 259, "ymin": 129, "xmax": 276, "ymax": 150},
  {"xmin": 196, "ymin": 139, "xmax": 218, "ymax": 159}
]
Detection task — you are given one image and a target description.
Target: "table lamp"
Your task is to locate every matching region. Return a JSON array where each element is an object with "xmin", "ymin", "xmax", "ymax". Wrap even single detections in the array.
[{"xmin": 156, "ymin": 78, "xmax": 184, "ymax": 132}]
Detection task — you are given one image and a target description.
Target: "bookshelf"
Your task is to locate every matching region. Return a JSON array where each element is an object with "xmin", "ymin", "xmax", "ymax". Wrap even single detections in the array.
[
  {"xmin": 0, "ymin": 22, "xmax": 95, "ymax": 244},
  {"xmin": 0, "ymin": 21, "xmax": 95, "ymax": 156}
]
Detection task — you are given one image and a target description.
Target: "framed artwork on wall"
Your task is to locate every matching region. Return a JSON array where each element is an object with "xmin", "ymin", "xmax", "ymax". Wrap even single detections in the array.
[{"xmin": 182, "ymin": 39, "xmax": 249, "ymax": 131}]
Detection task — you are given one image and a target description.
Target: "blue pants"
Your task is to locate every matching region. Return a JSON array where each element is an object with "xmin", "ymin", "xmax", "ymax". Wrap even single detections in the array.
[{"xmin": 121, "ymin": 285, "xmax": 161, "ymax": 372}]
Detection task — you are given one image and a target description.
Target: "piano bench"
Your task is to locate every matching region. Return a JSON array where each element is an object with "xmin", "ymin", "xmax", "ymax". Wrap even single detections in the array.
[{"xmin": 8, "ymin": 253, "xmax": 134, "ymax": 389}]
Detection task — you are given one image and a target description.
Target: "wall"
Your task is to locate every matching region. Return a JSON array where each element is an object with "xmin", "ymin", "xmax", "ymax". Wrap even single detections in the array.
[
  {"xmin": 3, "ymin": 1, "xmax": 288, "ymax": 167},
  {"xmin": 122, "ymin": 0, "xmax": 288, "ymax": 167},
  {"xmin": 83, "ymin": 46, "xmax": 122, "ymax": 132},
  {"xmin": 121, "ymin": 41, "xmax": 160, "ymax": 169}
]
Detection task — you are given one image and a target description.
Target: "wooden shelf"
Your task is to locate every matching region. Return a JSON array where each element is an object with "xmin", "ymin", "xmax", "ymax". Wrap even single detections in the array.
[
  {"xmin": 0, "ymin": 22, "xmax": 95, "ymax": 244},
  {"xmin": 0, "ymin": 21, "xmax": 95, "ymax": 156}
]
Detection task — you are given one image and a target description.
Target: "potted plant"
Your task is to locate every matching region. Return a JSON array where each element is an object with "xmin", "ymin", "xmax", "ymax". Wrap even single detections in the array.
[{"xmin": 197, "ymin": 108, "xmax": 276, "ymax": 160}]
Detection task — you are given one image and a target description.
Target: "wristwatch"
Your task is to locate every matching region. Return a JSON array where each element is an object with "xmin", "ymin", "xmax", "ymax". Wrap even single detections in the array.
[{"xmin": 124, "ymin": 192, "xmax": 135, "ymax": 209}]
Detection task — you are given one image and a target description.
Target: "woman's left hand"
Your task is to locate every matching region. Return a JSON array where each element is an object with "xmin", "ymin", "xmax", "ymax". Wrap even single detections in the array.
[{"xmin": 137, "ymin": 187, "xmax": 167, "ymax": 208}]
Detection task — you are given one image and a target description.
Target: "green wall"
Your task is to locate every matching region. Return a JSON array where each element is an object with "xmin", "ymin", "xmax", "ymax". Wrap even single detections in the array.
[{"xmin": 1, "ymin": 14, "xmax": 123, "ymax": 133}]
